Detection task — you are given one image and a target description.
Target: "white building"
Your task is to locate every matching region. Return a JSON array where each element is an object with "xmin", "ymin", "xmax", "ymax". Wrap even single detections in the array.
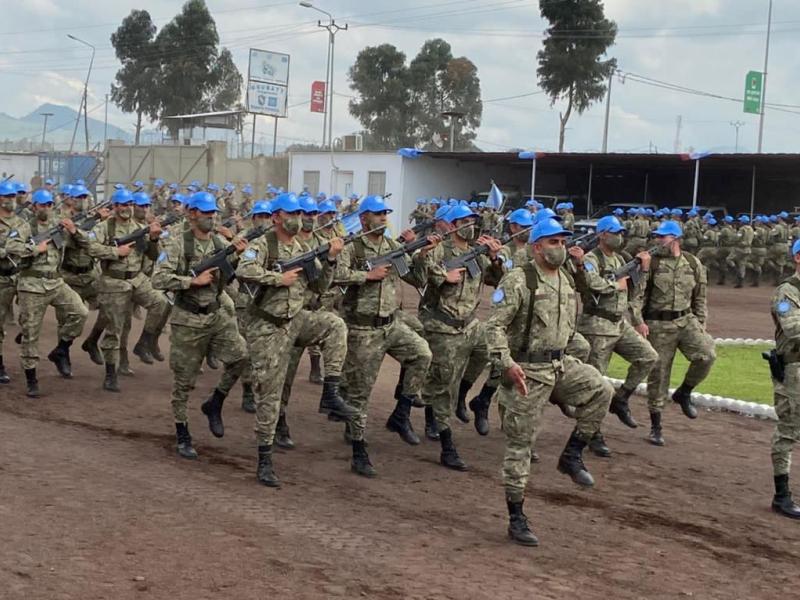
[{"xmin": 0, "ymin": 152, "xmax": 40, "ymax": 186}]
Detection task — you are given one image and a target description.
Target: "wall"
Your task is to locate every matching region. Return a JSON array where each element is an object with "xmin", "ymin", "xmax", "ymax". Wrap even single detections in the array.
[{"xmin": 0, "ymin": 152, "xmax": 40, "ymax": 186}]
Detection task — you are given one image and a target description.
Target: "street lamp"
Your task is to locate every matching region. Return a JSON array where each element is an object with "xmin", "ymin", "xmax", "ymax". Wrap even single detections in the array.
[
  {"xmin": 299, "ymin": 2, "xmax": 347, "ymax": 151},
  {"xmin": 67, "ymin": 34, "xmax": 96, "ymax": 154}
]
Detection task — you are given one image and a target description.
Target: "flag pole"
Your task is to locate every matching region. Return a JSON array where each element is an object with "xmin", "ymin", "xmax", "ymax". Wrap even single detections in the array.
[
  {"xmin": 692, "ymin": 159, "xmax": 700, "ymax": 208},
  {"xmin": 530, "ymin": 159, "xmax": 537, "ymax": 200}
]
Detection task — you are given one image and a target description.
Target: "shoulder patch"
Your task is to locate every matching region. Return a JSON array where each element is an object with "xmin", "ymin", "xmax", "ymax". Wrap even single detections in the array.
[
  {"xmin": 88, "ymin": 231, "xmax": 96, "ymax": 240},
  {"xmin": 8, "ymin": 229, "xmax": 18, "ymax": 238},
  {"xmin": 157, "ymin": 251, "xmax": 168, "ymax": 264},
  {"xmin": 777, "ymin": 300, "xmax": 792, "ymax": 315},
  {"xmin": 492, "ymin": 288, "xmax": 505, "ymax": 304},
  {"xmin": 243, "ymin": 248, "xmax": 257, "ymax": 260},
  {"xmin": 160, "ymin": 230, "xmax": 170, "ymax": 239},
  {"xmin": 584, "ymin": 261, "xmax": 594, "ymax": 272},
  {"xmin": 504, "ymin": 258, "xmax": 514, "ymax": 270}
]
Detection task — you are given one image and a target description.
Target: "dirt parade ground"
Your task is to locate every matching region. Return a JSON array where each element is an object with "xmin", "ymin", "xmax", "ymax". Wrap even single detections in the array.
[{"xmin": 1, "ymin": 282, "xmax": 797, "ymax": 600}]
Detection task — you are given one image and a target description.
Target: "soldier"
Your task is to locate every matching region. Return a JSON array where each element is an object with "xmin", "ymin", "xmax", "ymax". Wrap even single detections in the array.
[
  {"xmin": 151, "ymin": 191, "xmax": 249, "ymax": 459},
  {"xmin": 486, "ymin": 217, "xmax": 613, "ymax": 546},
  {"xmin": 682, "ymin": 209, "xmax": 702, "ymax": 254},
  {"xmin": 624, "ymin": 208, "xmax": 649, "ymax": 255},
  {"xmin": 716, "ymin": 215, "xmax": 737, "ymax": 285},
  {"xmin": 728, "ymin": 215, "xmax": 753, "ymax": 288},
  {"xmin": 631, "ymin": 220, "xmax": 716, "ymax": 446},
  {"xmin": 235, "ymin": 192, "xmax": 357, "ymax": 488},
  {"xmin": 696, "ymin": 217, "xmax": 719, "ymax": 271},
  {"xmin": 574, "ymin": 216, "xmax": 658, "ymax": 455},
  {"xmin": 415, "ymin": 205, "xmax": 503, "ymax": 470},
  {"xmin": 767, "ymin": 239, "xmax": 800, "ymax": 519},
  {"xmin": 558, "ymin": 202, "xmax": 575, "ymax": 231},
  {"xmin": 87, "ymin": 188, "xmax": 169, "ymax": 392},
  {"xmin": 5, "ymin": 189, "xmax": 88, "ymax": 397},
  {"xmin": 14, "ymin": 183, "xmax": 33, "ymax": 222},
  {"xmin": 0, "ymin": 181, "xmax": 25, "ymax": 383},
  {"xmin": 767, "ymin": 212, "xmax": 791, "ymax": 285},
  {"xmin": 409, "ymin": 198, "xmax": 429, "ymax": 226},
  {"xmin": 334, "ymin": 195, "xmax": 433, "ymax": 477},
  {"xmin": 240, "ymin": 184, "xmax": 254, "ymax": 215},
  {"xmin": 749, "ymin": 215, "xmax": 770, "ymax": 286}
]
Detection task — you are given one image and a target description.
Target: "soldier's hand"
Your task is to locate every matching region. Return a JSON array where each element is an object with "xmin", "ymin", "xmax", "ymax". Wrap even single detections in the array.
[
  {"xmin": 280, "ymin": 267, "xmax": 302, "ymax": 287},
  {"xmin": 217, "ymin": 225, "xmax": 234, "ymax": 240},
  {"xmin": 365, "ymin": 264, "xmax": 391, "ymax": 281},
  {"xmin": 477, "ymin": 235, "xmax": 501, "ymax": 259},
  {"xmin": 97, "ymin": 207, "xmax": 111, "ymax": 220},
  {"xmin": 191, "ymin": 268, "xmax": 217, "ymax": 287},
  {"xmin": 116, "ymin": 242, "xmax": 134, "ymax": 257},
  {"xmin": 149, "ymin": 220, "xmax": 162, "ymax": 240},
  {"xmin": 232, "ymin": 238, "xmax": 248, "ymax": 254},
  {"xmin": 636, "ymin": 251, "xmax": 652, "ymax": 271},
  {"xmin": 568, "ymin": 246, "xmax": 584, "ymax": 264},
  {"xmin": 399, "ymin": 228, "xmax": 416, "ymax": 242},
  {"xmin": 505, "ymin": 363, "xmax": 528, "ymax": 397},
  {"xmin": 60, "ymin": 218, "xmax": 77, "ymax": 234},
  {"xmin": 423, "ymin": 234, "xmax": 441, "ymax": 251},
  {"xmin": 635, "ymin": 323, "xmax": 650, "ymax": 338},
  {"xmin": 327, "ymin": 237, "xmax": 344, "ymax": 259},
  {"xmin": 445, "ymin": 268, "xmax": 465, "ymax": 283},
  {"xmin": 35, "ymin": 239, "xmax": 50, "ymax": 254},
  {"xmin": 617, "ymin": 276, "xmax": 628, "ymax": 291}
]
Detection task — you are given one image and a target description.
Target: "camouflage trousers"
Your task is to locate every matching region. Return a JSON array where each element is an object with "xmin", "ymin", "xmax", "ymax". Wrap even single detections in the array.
[
  {"xmin": 62, "ymin": 270, "xmax": 100, "ymax": 310},
  {"xmin": 748, "ymin": 247, "xmax": 767, "ymax": 277},
  {"xmin": 236, "ymin": 307, "xmax": 253, "ymax": 388},
  {"xmin": 246, "ymin": 309, "xmax": 347, "ymax": 445},
  {"xmin": 696, "ymin": 247, "xmax": 718, "ymax": 272},
  {"xmin": 766, "ymin": 245, "xmax": 789, "ymax": 281},
  {"xmin": 422, "ymin": 319, "xmax": 488, "ymax": 431},
  {"xmin": 645, "ymin": 315, "xmax": 716, "ymax": 413},
  {"xmin": 583, "ymin": 322, "xmax": 658, "ymax": 391},
  {"xmin": 280, "ymin": 309, "xmax": 340, "ymax": 407},
  {"xmin": 98, "ymin": 278, "xmax": 169, "ymax": 366},
  {"xmin": 500, "ymin": 355, "xmax": 613, "ymax": 502},
  {"xmin": 726, "ymin": 248, "xmax": 751, "ymax": 279},
  {"xmin": 341, "ymin": 318, "xmax": 431, "ymax": 442},
  {"xmin": 0, "ymin": 279, "xmax": 15, "ymax": 351},
  {"xmin": 18, "ymin": 283, "xmax": 88, "ymax": 370},
  {"xmin": 168, "ymin": 309, "xmax": 247, "ymax": 424},
  {"xmin": 772, "ymin": 363, "xmax": 800, "ymax": 476}
]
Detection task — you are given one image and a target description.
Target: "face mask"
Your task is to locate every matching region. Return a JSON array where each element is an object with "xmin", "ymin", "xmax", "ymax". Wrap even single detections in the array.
[
  {"xmin": 654, "ymin": 241, "xmax": 672, "ymax": 257},
  {"xmin": 459, "ymin": 225, "xmax": 476, "ymax": 242},
  {"xmin": 196, "ymin": 216, "xmax": 214, "ymax": 233},
  {"xmin": 0, "ymin": 199, "xmax": 14, "ymax": 212},
  {"xmin": 368, "ymin": 218, "xmax": 386, "ymax": 236},
  {"xmin": 36, "ymin": 208, "xmax": 50, "ymax": 222},
  {"xmin": 542, "ymin": 246, "xmax": 566, "ymax": 268},
  {"xmin": 117, "ymin": 207, "xmax": 132, "ymax": 220},
  {"xmin": 301, "ymin": 217, "xmax": 315, "ymax": 232},
  {"xmin": 134, "ymin": 207, "xmax": 148, "ymax": 221},
  {"xmin": 606, "ymin": 233, "xmax": 624, "ymax": 250},
  {"xmin": 318, "ymin": 216, "xmax": 334, "ymax": 229},
  {"xmin": 282, "ymin": 215, "xmax": 301, "ymax": 235}
]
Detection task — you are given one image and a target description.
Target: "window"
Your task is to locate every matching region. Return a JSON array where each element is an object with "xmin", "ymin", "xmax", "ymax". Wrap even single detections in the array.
[
  {"xmin": 303, "ymin": 170, "xmax": 320, "ymax": 196},
  {"xmin": 367, "ymin": 171, "xmax": 386, "ymax": 196}
]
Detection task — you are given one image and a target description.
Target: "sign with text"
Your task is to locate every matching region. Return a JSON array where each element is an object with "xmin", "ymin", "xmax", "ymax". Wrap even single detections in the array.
[
  {"xmin": 248, "ymin": 49, "xmax": 290, "ymax": 86},
  {"xmin": 246, "ymin": 81, "xmax": 288, "ymax": 117},
  {"xmin": 744, "ymin": 70, "xmax": 763, "ymax": 115},
  {"xmin": 311, "ymin": 81, "xmax": 326, "ymax": 113}
]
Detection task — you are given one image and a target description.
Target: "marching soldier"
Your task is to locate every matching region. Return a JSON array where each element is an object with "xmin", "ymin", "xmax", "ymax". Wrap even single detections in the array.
[
  {"xmin": 716, "ymin": 215, "xmax": 737, "ymax": 285},
  {"xmin": 768, "ymin": 212, "xmax": 791, "ymax": 285},
  {"xmin": 728, "ymin": 215, "xmax": 753, "ymax": 288},
  {"xmin": 0, "ymin": 182, "xmax": 26, "ymax": 383}
]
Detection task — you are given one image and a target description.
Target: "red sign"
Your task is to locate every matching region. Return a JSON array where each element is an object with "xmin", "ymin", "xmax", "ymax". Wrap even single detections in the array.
[{"xmin": 311, "ymin": 81, "xmax": 326, "ymax": 113}]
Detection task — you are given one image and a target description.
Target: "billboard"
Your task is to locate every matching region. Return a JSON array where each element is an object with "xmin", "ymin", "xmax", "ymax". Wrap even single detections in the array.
[
  {"xmin": 248, "ymin": 49, "xmax": 290, "ymax": 86},
  {"xmin": 311, "ymin": 81, "xmax": 326, "ymax": 113},
  {"xmin": 246, "ymin": 81, "xmax": 288, "ymax": 117}
]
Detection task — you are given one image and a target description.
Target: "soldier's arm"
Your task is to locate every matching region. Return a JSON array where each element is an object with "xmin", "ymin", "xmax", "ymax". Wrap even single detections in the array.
[
  {"xmin": 333, "ymin": 243, "xmax": 367, "ymax": 286},
  {"xmin": 86, "ymin": 223, "xmax": 122, "ymax": 261},
  {"xmin": 308, "ymin": 255, "xmax": 336, "ymax": 295},
  {"xmin": 4, "ymin": 222, "xmax": 34, "ymax": 258},
  {"xmin": 486, "ymin": 270, "xmax": 525, "ymax": 371},
  {"xmin": 413, "ymin": 244, "xmax": 445, "ymax": 289},
  {"xmin": 479, "ymin": 252, "xmax": 505, "ymax": 287},
  {"xmin": 629, "ymin": 268, "xmax": 649, "ymax": 327},
  {"xmin": 774, "ymin": 285, "xmax": 800, "ymax": 340},
  {"xmin": 234, "ymin": 240, "xmax": 283, "ymax": 287},
  {"xmin": 691, "ymin": 260, "xmax": 709, "ymax": 324},
  {"xmin": 151, "ymin": 236, "xmax": 189, "ymax": 291},
  {"xmin": 576, "ymin": 254, "xmax": 618, "ymax": 294}
]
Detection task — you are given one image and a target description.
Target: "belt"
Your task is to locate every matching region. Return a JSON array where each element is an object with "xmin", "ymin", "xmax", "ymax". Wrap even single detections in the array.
[
  {"xmin": 346, "ymin": 313, "xmax": 395, "ymax": 328},
  {"xmin": 249, "ymin": 305, "xmax": 294, "ymax": 327},
  {"xmin": 61, "ymin": 263, "xmax": 94, "ymax": 274},
  {"xmin": 103, "ymin": 270, "xmax": 139, "ymax": 280},
  {"xmin": 644, "ymin": 308, "xmax": 691, "ymax": 321},
  {"xmin": 511, "ymin": 348, "xmax": 565, "ymax": 363},
  {"xmin": 422, "ymin": 307, "xmax": 476, "ymax": 329},
  {"xmin": 19, "ymin": 269, "xmax": 60, "ymax": 280},
  {"xmin": 0, "ymin": 266, "xmax": 19, "ymax": 276},
  {"xmin": 174, "ymin": 296, "xmax": 220, "ymax": 315},
  {"xmin": 583, "ymin": 305, "xmax": 623, "ymax": 323}
]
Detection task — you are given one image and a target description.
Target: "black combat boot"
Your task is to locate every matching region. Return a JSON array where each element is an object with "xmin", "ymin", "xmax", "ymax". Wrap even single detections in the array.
[
  {"xmin": 385, "ymin": 394, "xmax": 421, "ymax": 445},
  {"xmin": 648, "ymin": 411, "xmax": 665, "ymax": 446},
  {"xmin": 24, "ymin": 368, "xmax": 39, "ymax": 398},
  {"xmin": 319, "ymin": 376, "xmax": 359, "ymax": 419},
  {"xmin": 351, "ymin": 440, "xmax": 376, "ymax": 478},
  {"xmin": 241, "ymin": 383, "xmax": 256, "ymax": 413},
  {"xmin": 506, "ymin": 498, "xmax": 539, "ymax": 546},
  {"xmin": 589, "ymin": 431, "xmax": 612, "ymax": 458},
  {"xmin": 468, "ymin": 383, "xmax": 497, "ymax": 436},
  {"xmin": 424, "ymin": 405, "xmax": 439, "ymax": 441},
  {"xmin": 132, "ymin": 331, "xmax": 154, "ymax": 365},
  {"xmin": 151, "ymin": 334, "xmax": 165, "ymax": 362},
  {"xmin": 557, "ymin": 431, "xmax": 595, "ymax": 487},
  {"xmin": 275, "ymin": 411, "xmax": 295, "ymax": 449},
  {"xmin": 206, "ymin": 347, "xmax": 219, "ymax": 370},
  {"xmin": 0, "ymin": 355, "xmax": 10, "ymax": 384},
  {"xmin": 47, "ymin": 338, "xmax": 73, "ymax": 378},
  {"xmin": 439, "ymin": 427, "xmax": 468, "ymax": 471},
  {"xmin": 308, "ymin": 354, "xmax": 323, "ymax": 385},
  {"xmin": 734, "ymin": 274, "xmax": 744, "ymax": 288},
  {"xmin": 772, "ymin": 474, "xmax": 800, "ymax": 519},
  {"xmin": 103, "ymin": 363, "xmax": 120, "ymax": 393},
  {"xmin": 81, "ymin": 325, "xmax": 104, "ymax": 365},
  {"xmin": 118, "ymin": 348, "xmax": 134, "ymax": 376},
  {"xmin": 609, "ymin": 386, "xmax": 638, "ymax": 428},
  {"xmin": 672, "ymin": 383, "xmax": 698, "ymax": 419},
  {"xmin": 394, "ymin": 367, "xmax": 424, "ymax": 407},
  {"xmin": 256, "ymin": 444, "xmax": 280, "ymax": 487},
  {"xmin": 751, "ymin": 276, "xmax": 760, "ymax": 287},
  {"xmin": 175, "ymin": 422, "xmax": 198, "ymax": 459},
  {"xmin": 455, "ymin": 379, "xmax": 472, "ymax": 423},
  {"xmin": 200, "ymin": 388, "xmax": 226, "ymax": 438}
]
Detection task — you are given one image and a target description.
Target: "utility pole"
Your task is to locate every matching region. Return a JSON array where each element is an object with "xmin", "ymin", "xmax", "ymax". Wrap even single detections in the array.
[
  {"xmin": 757, "ymin": 0, "xmax": 773, "ymax": 153},
  {"xmin": 104, "ymin": 93, "xmax": 109, "ymax": 143},
  {"xmin": 40, "ymin": 112, "xmax": 53, "ymax": 148},
  {"xmin": 441, "ymin": 111, "xmax": 464, "ymax": 152},
  {"xmin": 730, "ymin": 120, "xmax": 745, "ymax": 153},
  {"xmin": 67, "ymin": 34, "xmax": 95, "ymax": 154},
  {"xmin": 601, "ymin": 68, "xmax": 614, "ymax": 153},
  {"xmin": 673, "ymin": 115, "xmax": 682, "ymax": 154}
]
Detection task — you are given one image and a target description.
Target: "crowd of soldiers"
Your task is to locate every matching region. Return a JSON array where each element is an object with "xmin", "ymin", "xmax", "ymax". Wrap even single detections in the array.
[{"xmin": 1, "ymin": 178, "xmax": 799, "ymax": 550}]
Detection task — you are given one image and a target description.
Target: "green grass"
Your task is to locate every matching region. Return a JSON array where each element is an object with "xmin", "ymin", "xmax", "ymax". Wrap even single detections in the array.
[{"xmin": 606, "ymin": 344, "xmax": 774, "ymax": 405}]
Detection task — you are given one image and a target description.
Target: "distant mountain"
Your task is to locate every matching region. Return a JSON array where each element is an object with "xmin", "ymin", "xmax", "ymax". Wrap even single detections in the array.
[{"xmin": 0, "ymin": 103, "xmax": 132, "ymax": 149}]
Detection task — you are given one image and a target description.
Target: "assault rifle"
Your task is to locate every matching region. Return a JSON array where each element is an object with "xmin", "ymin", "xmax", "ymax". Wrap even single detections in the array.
[
  {"xmin": 612, "ymin": 246, "xmax": 659, "ymax": 287},
  {"xmin": 14, "ymin": 201, "xmax": 31, "ymax": 216},
  {"xmin": 113, "ymin": 213, "xmax": 180, "ymax": 251},
  {"xmin": 30, "ymin": 200, "xmax": 111, "ymax": 249},
  {"xmin": 443, "ymin": 227, "xmax": 530, "ymax": 278},
  {"xmin": 568, "ymin": 230, "xmax": 600, "ymax": 251},
  {"xmin": 189, "ymin": 225, "xmax": 270, "ymax": 284},
  {"xmin": 219, "ymin": 210, "xmax": 252, "ymax": 230}
]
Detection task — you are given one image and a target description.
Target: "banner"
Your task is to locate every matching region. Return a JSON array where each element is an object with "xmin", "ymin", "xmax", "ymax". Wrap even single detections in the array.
[
  {"xmin": 311, "ymin": 81, "xmax": 326, "ymax": 113},
  {"xmin": 246, "ymin": 82, "xmax": 288, "ymax": 117}
]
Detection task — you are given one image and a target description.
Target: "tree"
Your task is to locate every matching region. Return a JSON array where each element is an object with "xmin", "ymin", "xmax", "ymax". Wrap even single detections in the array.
[
  {"xmin": 536, "ymin": 0, "xmax": 617, "ymax": 152},
  {"xmin": 110, "ymin": 10, "xmax": 160, "ymax": 144},
  {"xmin": 204, "ymin": 48, "xmax": 244, "ymax": 112}
]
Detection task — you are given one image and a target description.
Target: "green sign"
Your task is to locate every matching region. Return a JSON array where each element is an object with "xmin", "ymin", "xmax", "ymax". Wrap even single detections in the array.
[{"xmin": 744, "ymin": 70, "xmax": 763, "ymax": 114}]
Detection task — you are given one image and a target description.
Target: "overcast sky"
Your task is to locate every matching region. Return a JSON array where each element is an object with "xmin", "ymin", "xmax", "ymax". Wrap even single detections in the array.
[{"xmin": 1, "ymin": 0, "xmax": 798, "ymax": 153}]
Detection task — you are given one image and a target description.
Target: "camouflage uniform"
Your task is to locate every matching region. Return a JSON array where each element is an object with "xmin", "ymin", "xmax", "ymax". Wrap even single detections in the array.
[
  {"xmin": 562, "ymin": 211, "xmax": 575, "ymax": 232},
  {"xmin": 486, "ymin": 260, "xmax": 613, "ymax": 504},
  {"xmin": 716, "ymin": 222, "xmax": 737, "ymax": 284},
  {"xmin": 727, "ymin": 224, "xmax": 753, "ymax": 286},
  {"xmin": 750, "ymin": 223, "xmax": 769, "ymax": 285},
  {"xmin": 696, "ymin": 226, "xmax": 719, "ymax": 270},
  {"xmin": 0, "ymin": 212, "xmax": 25, "ymax": 376},
  {"xmin": 624, "ymin": 217, "xmax": 649, "ymax": 255},
  {"xmin": 682, "ymin": 217, "xmax": 701, "ymax": 254},
  {"xmin": 768, "ymin": 221, "xmax": 790, "ymax": 284}
]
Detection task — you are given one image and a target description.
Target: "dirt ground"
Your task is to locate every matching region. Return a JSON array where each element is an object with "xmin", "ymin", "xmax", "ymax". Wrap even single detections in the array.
[{"xmin": 1, "ymin": 282, "xmax": 797, "ymax": 600}]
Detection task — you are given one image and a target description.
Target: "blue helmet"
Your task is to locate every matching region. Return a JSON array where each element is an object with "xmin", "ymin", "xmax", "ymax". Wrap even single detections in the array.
[
  {"xmin": 627, "ymin": 207, "xmax": 637, "ymax": 215},
  {"xmin": 555, "ymin": 202, "xmax": 565, "ymax": 211},
  {"xmin": 44, "ymin": 178, "xmax": 55, "ymax": 185},
  {"xmin": 358, "ymin": 195, "xmax": 392, "ymax": 215},
  {"xmin": 70, "ymin": 185, "xmax": 89, "ymax": 198},
  {"xmin": 434, "ymin": 206, "xmax": 452, "ymax": 220},
  {"xmin": 779, "ymin": 211, "xmax": 789, "ymax": 219},
  {"xmin": 242, "ymin": 184, "xmax": 253, "ymax": 195},
  {"xmin": 15, "ymin": 182, "xmax": 28, "ymax": 194},
  {"xmin": 430, "ymin": 198, "xmax": 441, "ymax": 206},
  {"xmin": 329, "ymin": 194, "xmax": 342, "ymax": 203},
  {"xmin": 169, "ymin": 183, "xmax": 179, "ymax": 191},
  {"xmin": 74, "ymin": 179, "xmax": 86, "ymax": 186},
  {"xmin": 154, "ymin": 178, "xmax": 165, "ymax": 187},
  {"xmin": 444, "ymin": 205, "xmax": 477, "ymax": 224},
  {"xmin": 349, "ymin": 193, "xmax": 359, "ymax": 201},
  {"xmin": 60, "ymin": 183, "xmax": 73, "ymax": 195},
  {"xmin": 760, "ymin": 215, "xmax": 771, "ymax": 224},
  {"xmin": 687, "ymin": 208, "xmax": 698, "ymax": 217},
  {"xmin": 252, "ymin": 200, "xmax": 272, "ymax": 216},
  {"xmin": 525, "ymin": 199, "xmax": 536, "ymax": 207},
  {"xmin": 223, "ymin": 183, "xmax": 235, "ymax": 193},
  {"xmin": 671, "ymin": 208, "xmax": 683, "ymax": 217},
  {"xmin": 507, "ymin": 209, "xmax": 534, "ymax": 227},
  {"xmin": 793, "ymin": 238, "xmax": 800, "ymax": 256},
  {"xmin": 317, "ymin": 200, "xmax": 337, "ymax": 214},
  {"xmin": 299, "ymin": 195, "xmax": 319, "ymax": 214},
  {"xmin": 132, "ymin": 192, "xmax": 151, "ymax": 207},
  {"xmin": 478, "ymin": 201, "xmax": 486, "ymax": 208},
  {"xmin": 533, "ymin": 207, "xmax": 560, "ymax": 224},
  {"xmin": 316, "ymin": 192, "xmax": 327, "ymax": 201},
  {"xmin": 565, "ymin": 202, "xmax": 574, "ymax": 210},
  {"xmin": 32, "ymin": 189, "xmax": 54, "ymax": 205},
  {"xmin": 133, "ymin": 180, "xmax": 144, "ymax": 189},
  {"xmin": 652, "ymin": 220, "xmax": 683, "ymax": 237},
  {"xmin": 469, "ymin": 201, "xmax": 478, "ymax": 208},
  {"xmin": 707, "ymin": 218, "xmax": 717, "ymax": 226},
  {"xmin": 645, "ymin": 208, "xmax": 654, "ymax": 216},
  {"xmin": 738, "ymin": 215, "xmax": 750, "ymax": 224},
  {"xmin": 724, "ymin": 215, "xmax": 734, "ymax": 223},
  {"xmin": 448, "ymin": 198, "xmax": 458, "ymax": 206},
  {"xmin": 111, "ymin": 189, "xmax": 134, "ymax": 205},
  {"xmin": 416, "ymin": 198, "xmax": 426, "ymax": 205},
  {"xmin": 0, "ymin": 182, "xmax": 16, "ymax": 197},
  {"xmin": 597, "ymin": 215, "xmax": 626, "ymax": 234},
  {"xmin": 207, "ymin": 183, "xmax": 220, "ymax": 193},
  {"xmin": 612, "ymin": 208, "xmax": 624, "ymax": 216},
  {"xmin": 189, "ymin": 192, "xmax": 218, "ymax": 212},
  {"xmin": 271, "ymin": 192, "xmax": 301, "ymax": 213},
  {"xmin": 530, "ymin": 218, "xmax": 573, "ymax": 243},
  {"xmin": 458, "ymin": 199, "xmax": 469, "ymax": 207}
]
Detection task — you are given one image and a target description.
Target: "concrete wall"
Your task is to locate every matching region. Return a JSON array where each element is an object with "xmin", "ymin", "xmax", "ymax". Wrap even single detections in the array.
[{"xmin": 0, "ymin": 152, "xmax": 40, "ymax": 186}]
